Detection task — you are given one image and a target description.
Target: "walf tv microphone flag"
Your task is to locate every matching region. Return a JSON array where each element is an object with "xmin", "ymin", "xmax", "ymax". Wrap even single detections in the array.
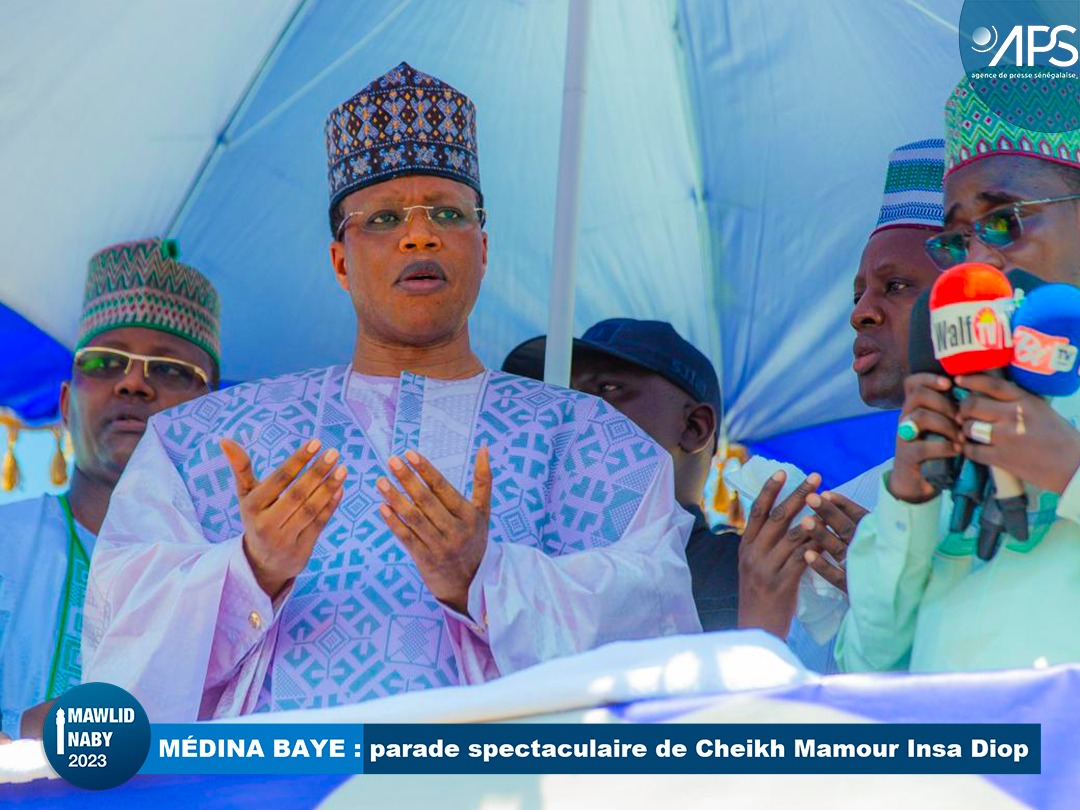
[
  {"xmin": 929, "ymin": 263, "xmax": 1014, "ymax": 374},
  {"xmin": 929, "ymin": 262, "xmax": 1026, "ymax": 559}
]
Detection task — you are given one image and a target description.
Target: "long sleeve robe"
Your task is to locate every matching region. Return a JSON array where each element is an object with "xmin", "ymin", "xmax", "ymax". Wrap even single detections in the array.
[
  {"xmin": 836, "ymin": 391, "xmax": 1080, "ymax": 672},
  {"xmin": 82, "ymin": 367, "xmax": 700, "ymax": 721}
]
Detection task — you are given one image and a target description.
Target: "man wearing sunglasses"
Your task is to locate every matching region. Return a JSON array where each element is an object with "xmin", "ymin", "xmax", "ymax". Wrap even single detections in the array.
[
  {"xmin": 837, "ymin": 76, "xmax": 1080, "ymax": 673},
  {"xmin": 0, "ymin": 238, "xmax": 219, "ymax": 739},
  {"xmin": 83, "ymin": 63, "xmax": 699, "ymax": 724}
]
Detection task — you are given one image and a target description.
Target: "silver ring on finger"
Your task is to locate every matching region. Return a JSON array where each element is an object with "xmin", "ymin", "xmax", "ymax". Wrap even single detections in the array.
[{"xmin": 969, "ymin": 419, "xmax": 993, "ymax": 445}]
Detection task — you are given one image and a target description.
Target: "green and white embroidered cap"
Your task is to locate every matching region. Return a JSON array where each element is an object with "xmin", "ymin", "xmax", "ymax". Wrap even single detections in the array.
[{"xmin": 76, "ymin": 238, "xmax": 221, "ymax": 366}]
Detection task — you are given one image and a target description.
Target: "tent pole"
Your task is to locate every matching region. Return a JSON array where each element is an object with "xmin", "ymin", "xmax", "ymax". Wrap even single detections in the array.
[
  {"xmin": 543, "ymin": 0, "xmax": 592, "ymax": 388},
  {"xmin": 165, "ymin": 0, "xmax": 317, "ymax": 237}
]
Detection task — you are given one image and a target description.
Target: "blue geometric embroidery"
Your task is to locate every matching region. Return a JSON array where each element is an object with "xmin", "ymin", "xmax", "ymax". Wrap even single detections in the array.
[
  {"xmin": 391, "ymin": 372, "xmax": 425, "ymax": 458},
  {"xmin": 154, "ymin": 366, "xmax": 663, "ymax": 711}
]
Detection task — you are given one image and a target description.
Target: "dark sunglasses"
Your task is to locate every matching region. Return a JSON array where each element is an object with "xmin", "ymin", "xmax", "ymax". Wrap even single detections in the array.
[
  {"xmin": 73, "ymin": 347, "xmax": 210, "ymax": 393},
  {"xmin": 925, "ymin": 192, "xmax": 1080, "ymax": 270}
]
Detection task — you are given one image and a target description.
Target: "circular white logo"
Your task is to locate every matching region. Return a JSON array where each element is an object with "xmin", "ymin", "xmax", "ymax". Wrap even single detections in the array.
[{"xmin": 970, "ymin": 26, "xmax": 998, "ymax": 52}]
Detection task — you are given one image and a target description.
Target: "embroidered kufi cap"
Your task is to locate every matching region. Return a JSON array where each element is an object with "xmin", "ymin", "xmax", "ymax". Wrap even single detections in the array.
[
  {"xmin": 76, "ymin": 238, "xmax": 221, "ymax": 366},
  {"xmin": 872, "ymin": 139, "xmax": 945, "ymax": 236},
  {"xmin": 325, "ymin": 61, "xmax": 481, "ymax": 223},
  {"xmin": 945, "ymin": 75, "xmax": 1080, "ymax": 177}
]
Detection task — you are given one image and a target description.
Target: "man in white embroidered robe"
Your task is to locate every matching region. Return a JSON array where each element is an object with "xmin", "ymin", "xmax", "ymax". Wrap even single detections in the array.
[
  {"xmin": 0, "ymin": 238, "xmax": 220, "ymax": 737},
  {"xmin": 82, "ymin": 62, "xmax": 700, "ymax": 721}
]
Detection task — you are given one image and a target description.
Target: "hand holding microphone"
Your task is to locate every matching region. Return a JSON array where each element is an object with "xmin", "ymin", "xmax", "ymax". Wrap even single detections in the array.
[
  {"xmin": 926, "ymin": 262, "xmax": 1028, "ymax": 551},
  {"xmin": 954, "ymin": 374, "xmax": 1080, "ymax": 495},
  {"xmin": 956, "ymin": 280, "xmax": 1080, "ymax": 496},
  {"xmin": 898, "ymin": 294, "xmax": 988, "ymax": 533},
  {"xmin": 888, "ymin": 372, "xmax": 963, "ymax": 504},
  {"xmin": 890, "ymin": 262, "xmax": 1012, "ymax": 507},
  {"xmin": 894, "ymin": 264, "xmax": 1080, "ymax": 558},
  {"xmin": 905, "ymin": 289, "xmax": 964, "ymax": 493}
]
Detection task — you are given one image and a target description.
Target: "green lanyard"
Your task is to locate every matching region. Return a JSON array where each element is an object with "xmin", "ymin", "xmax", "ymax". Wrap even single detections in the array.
[{"xmin": 46, "ymin": 494, "xmax": 90, "ymax": 699}]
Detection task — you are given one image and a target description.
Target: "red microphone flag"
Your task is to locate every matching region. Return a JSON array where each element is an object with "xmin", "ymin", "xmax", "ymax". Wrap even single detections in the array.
[{"xmin": 929, "ymin": 262, "xmax": 1014, "ymax": 375}]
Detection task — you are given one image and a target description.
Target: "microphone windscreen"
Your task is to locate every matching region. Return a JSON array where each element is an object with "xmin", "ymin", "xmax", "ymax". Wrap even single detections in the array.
[
  {"xmin": 929, "ymin": 263, "xmax": 1014, "ymax": 375},
  {"xmin": 1006, "ymin": 267, "xmax": 1048, "ymax": 297},
  {"xmin": 1010, "ymin": 282, "xmax": 1080, "ymax": 397},
  {"xmin": 908, "ymin": 288, "xmax": 945, "ymax": 375}
]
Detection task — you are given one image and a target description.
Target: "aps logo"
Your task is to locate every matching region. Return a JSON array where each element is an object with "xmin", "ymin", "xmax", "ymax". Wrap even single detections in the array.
[
  {"xmin": 958, "ymin": 1, "xmax": 1080, "ymax": 135},
  {"xmin": 968, "ymin": 23, "xmax": 1079, "ymax": 67}
]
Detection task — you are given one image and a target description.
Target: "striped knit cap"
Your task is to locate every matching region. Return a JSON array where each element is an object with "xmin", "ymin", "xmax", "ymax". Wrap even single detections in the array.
[
  {"xmin": 945, "ymin": 75, "xmax": 1080, "ymax": 177},
  {"xmin": 76, "ymin": 238, "xmax": 221, "ymax": 366},
  {"xmin": 872, "ymin": 139, "xmax": 945, "ymax": 236}
]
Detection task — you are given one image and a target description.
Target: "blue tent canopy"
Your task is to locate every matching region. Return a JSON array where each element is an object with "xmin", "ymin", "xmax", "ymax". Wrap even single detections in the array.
[
  {"xmin": 1, "ymin": 303, "xmax": 71, "ymax": 425},
  {"xmin": 0, "ymin": 0, "xmax": 965, "ymax": 485}
]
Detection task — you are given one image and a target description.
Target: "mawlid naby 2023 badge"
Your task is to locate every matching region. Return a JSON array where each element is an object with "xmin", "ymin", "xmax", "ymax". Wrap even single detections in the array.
[{"xmin": 43, "ymin": 682, "xmax": 151, "ymax": 790}]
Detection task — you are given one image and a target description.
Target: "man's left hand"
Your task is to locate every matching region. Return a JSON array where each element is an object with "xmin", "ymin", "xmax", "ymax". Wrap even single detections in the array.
[
  {"xmin": 801, "ymin": 490, "xmax": 869, "ymax": 594},
  {"xmin": 955, "ymin": 374, "xmax": 1080, "ymax": 495},
  {"xmin": 378, "ymin": 447, "xmax": 492, "ymax": 616},
  {"xmin": 736, "ymin": 471, "xmax": 820, "ymax": 639}
]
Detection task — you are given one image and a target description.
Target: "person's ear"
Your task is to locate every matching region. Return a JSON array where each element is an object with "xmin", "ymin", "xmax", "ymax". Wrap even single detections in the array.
[
  {"xmin": 679, "ymin": 402, "xmax": 716, "ymax": 455},
  {"xmin": 480, "ymin": 230, "xmax": 488, "ymax": 280},
  {"xmin": 330, "ymin": 241, "xmax": 350, "ymax": 293}
]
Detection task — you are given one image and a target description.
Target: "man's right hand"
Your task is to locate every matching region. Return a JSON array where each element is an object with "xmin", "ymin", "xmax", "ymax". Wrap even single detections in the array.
[
  {"xmin": 221, "ymin": 438, "xmax": 347, "ymax": 598},
  {"xmin": 888, "ymin": 373, "xmax": 961, "ymax": 504},
  {"xmin": 737, "ymin": 470, "xmax": 821, "ymax": 639}
]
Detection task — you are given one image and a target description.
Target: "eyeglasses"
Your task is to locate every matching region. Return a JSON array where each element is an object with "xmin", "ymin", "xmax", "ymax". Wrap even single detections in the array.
[
  {"xmin": 925, "ymin": 192, "xmax": 1080, "ymax": 269},
  {"xmin": 73, "ymin": 347, "xmax": 211, "ymax": 393},
  {"xmin": 336, "ymin": 202, "xmax": 486, "ymax": 240}
]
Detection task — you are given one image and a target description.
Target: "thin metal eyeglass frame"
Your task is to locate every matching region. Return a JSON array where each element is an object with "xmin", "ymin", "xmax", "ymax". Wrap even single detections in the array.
[
  {"xmin": 336, "ymin": 204, "xmax": 487, "ymax": 240},
  {"xmin": 72, "ymin": 347, "xmax": 210, "ymax": 388}
]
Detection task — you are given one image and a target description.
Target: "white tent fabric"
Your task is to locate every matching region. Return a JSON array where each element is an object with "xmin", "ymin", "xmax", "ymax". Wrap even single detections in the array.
[
  {"xmin": 0, "ymin": 0, "xmax": 964, "ymax": 443},
  {"xmin": 0, "ymin": 0, "xmax": 300, "ymax": 351}
]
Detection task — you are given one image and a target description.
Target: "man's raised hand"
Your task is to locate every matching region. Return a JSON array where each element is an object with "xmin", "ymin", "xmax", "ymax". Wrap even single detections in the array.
[
  {"xmin": 801, "ymin": 490, "xmax": 869, "ymax": 594},
  {"xmin": 221, "ymin": 437, "xmax": 347, "ymax": 598},
  {"xmin": 377, "ymin": 447, "xmax": 492, "ymax": 616},
  {"xmin": 737, "ymin": 470, "xmax": 822, "ymax": 639},
  {"xmin": 955, "ymin": 373, "xmax": 1080, "ymax": 495}
]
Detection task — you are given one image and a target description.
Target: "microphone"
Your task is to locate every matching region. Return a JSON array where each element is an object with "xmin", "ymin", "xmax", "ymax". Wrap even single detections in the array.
[
  {"xmin": 908, "ymin": 289, "xmax": 962, "ymax": 491},
  {"xmin": 1009, "ymin": 282, "xmax": 1080, "ymax": 398},
  {"xmin": 990, "ymin": 277, "xmax": 1080, "ymax": 559},
  {"xmin": 909, "ymin": 289, "xmax": 987, "ymax": 531},
  {"xmin": 928, "ymin": 262, "xmax": 1027, "ymax": 556}
]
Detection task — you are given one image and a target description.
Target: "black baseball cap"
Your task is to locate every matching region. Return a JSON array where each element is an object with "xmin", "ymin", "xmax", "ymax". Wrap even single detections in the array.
[{"xmin": 501, "ymin": 318, "xmax": 722, "ymax": 418}]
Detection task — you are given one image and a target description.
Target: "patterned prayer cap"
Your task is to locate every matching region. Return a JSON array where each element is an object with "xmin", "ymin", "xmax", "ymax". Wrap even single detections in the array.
[
  {"xmin": 945, "ymin": 75, "xmax": 1080, "ymax": 177},
  {"xmin": 77, "ymin": 238, "xmax": 221, "ymax": 367},
  {"xmin": 872, "ymin": 139, "xmax": 945, "ymax": 236},
  {"xmin": 325, "ymin": 62, "xmax": 481, "ymax": 218}
]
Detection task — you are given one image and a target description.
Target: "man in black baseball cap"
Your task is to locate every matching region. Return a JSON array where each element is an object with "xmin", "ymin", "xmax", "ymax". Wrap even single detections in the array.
[{"xmin": 503, "ymin": 318, "xmax": 738, "ymax": 631}]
